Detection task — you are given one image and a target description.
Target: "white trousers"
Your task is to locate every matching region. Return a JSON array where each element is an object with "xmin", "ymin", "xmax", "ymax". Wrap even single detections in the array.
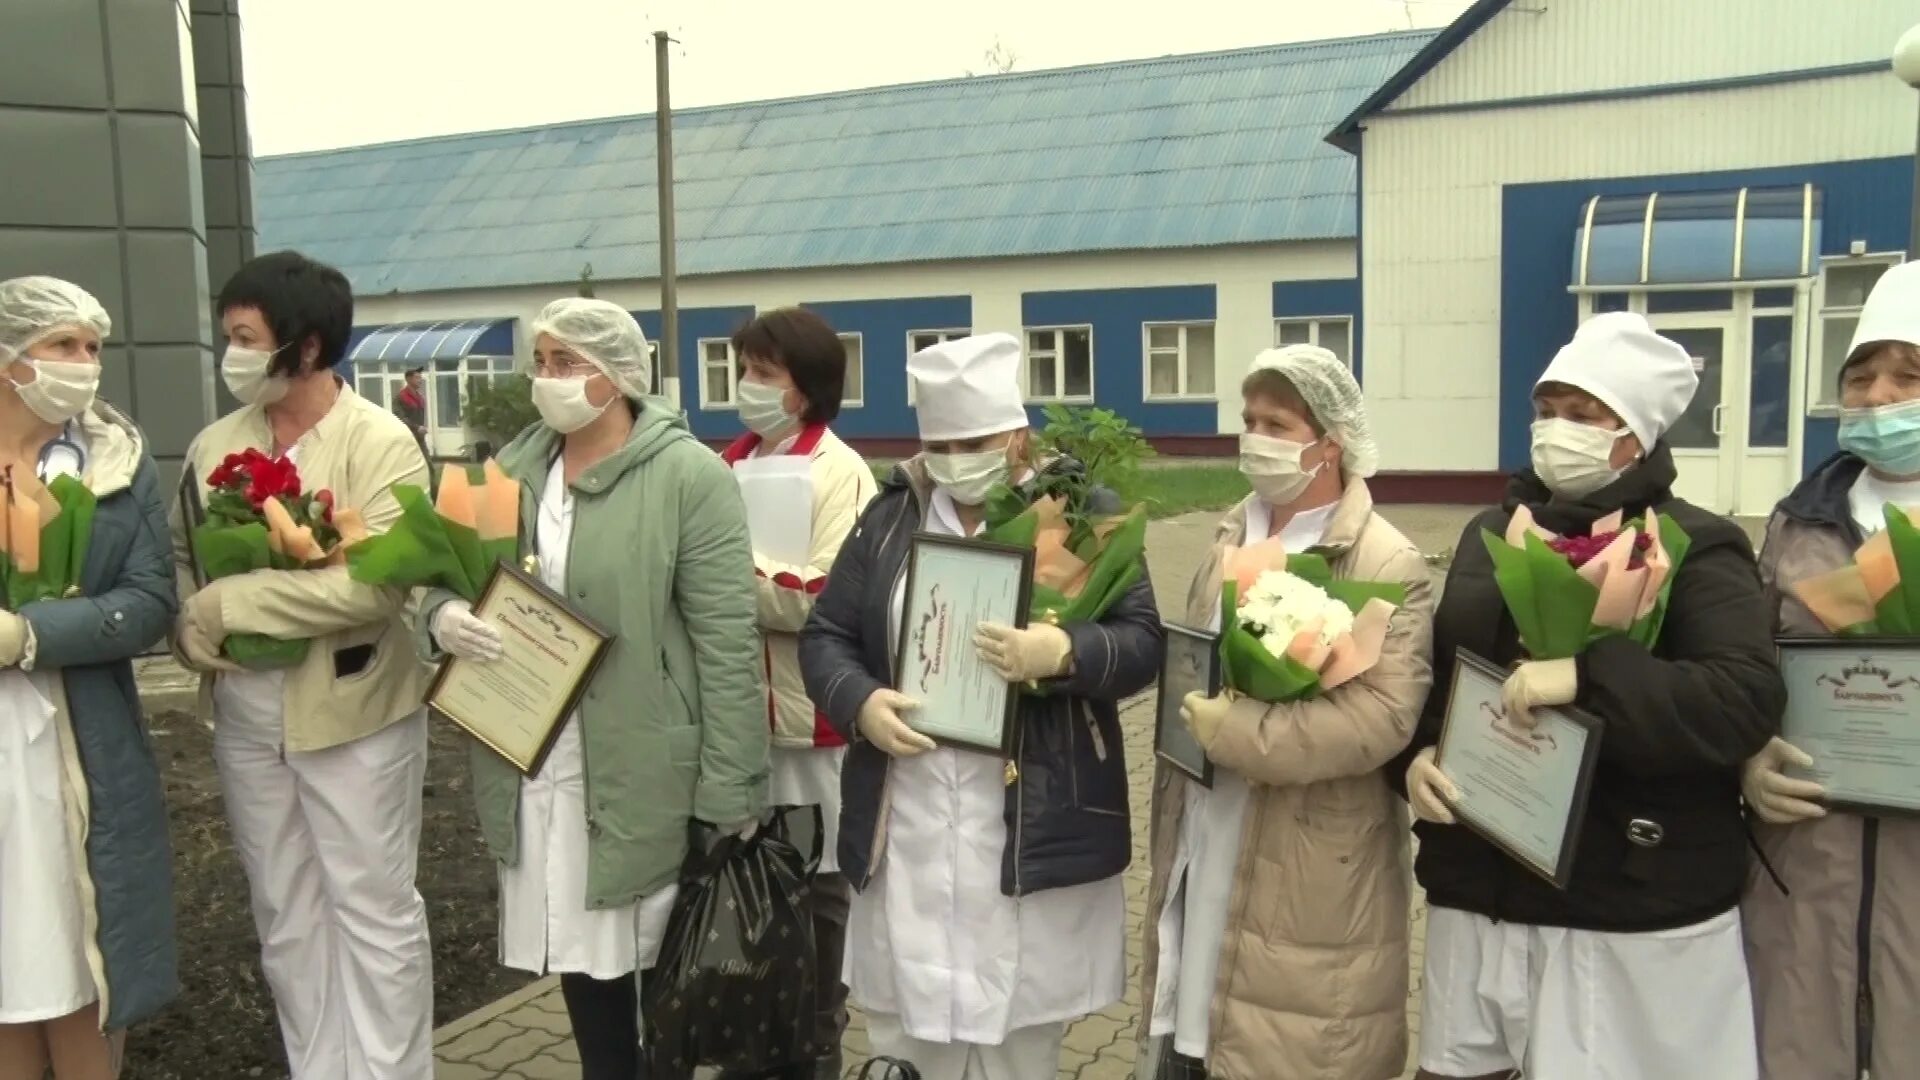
[
  {"xmin": 865, "ymin": 1013, "xmax": 1064, "ymax": 1080},
  {"xmin": 214, "ymin": 708, "xmax": 434, "ymax": 1080},
  {"xmin": 1419, "ymin": 907, "xmax": 1757, "ymax": 1080}
]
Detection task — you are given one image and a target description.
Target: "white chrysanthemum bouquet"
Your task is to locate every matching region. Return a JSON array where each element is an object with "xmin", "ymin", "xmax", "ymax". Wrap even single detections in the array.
[{"xmin": 1220, "ymin": 539, "xmax": 1405, "ymax": 702}]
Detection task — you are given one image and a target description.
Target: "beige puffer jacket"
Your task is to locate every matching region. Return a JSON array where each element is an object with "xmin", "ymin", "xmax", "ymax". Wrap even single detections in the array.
[
  {"xmin": 1744, "ymin": 451, "xmax": 1920, "ymax": 1080},
  {"xmin": 1138, "ymin": 480, "xmax": 1434, "ymax": 1080}
]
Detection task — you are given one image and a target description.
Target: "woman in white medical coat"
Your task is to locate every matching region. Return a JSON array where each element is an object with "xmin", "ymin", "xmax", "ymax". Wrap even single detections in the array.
[{"xmin": 799, "ymin": 333, "xmax": 1163, "ymax": 1080}]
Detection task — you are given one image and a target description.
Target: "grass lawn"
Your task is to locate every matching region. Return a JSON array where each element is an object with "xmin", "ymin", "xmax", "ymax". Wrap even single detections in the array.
[{"xmin": 870, "ymin": 461, "xmax": 1247, "ymax": 520}]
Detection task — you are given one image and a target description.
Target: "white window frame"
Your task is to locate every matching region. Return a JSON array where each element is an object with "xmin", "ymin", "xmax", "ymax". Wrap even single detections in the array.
[
  {"xmin": 905, "ymin": 328, "xmax": 970, "ymax": 404},
  {"xmin": 837, "ymin": 332, "xmax": 865, "ymax": 408},
  {"xmin": 1809, "ymin": 252, "xmax": 1904, "ymax": 412},
  {"xmin": 697, "ymin": 337, "xmax": 738, "ymax": 409},
  {"xmin": 1272, "ymin": 316, "xmax": 1354, "ymax": 366},
  {"xmin": 1022, "ymin": 325, "xmax": 1095, "ymax": 404},
  {"xmin": 1141, "ymin": 321, "xmax": 1217, "ymax": 402}
]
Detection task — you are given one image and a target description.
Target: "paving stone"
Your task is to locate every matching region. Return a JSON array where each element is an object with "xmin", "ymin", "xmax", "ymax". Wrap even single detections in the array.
[
  {"xmin": 466, "ymin": 1029, "xmax": 566, "ymax": 1073},
  {"xmin": 436, "ymin": 1020, "xmax": 524, "ymax": 1064}
]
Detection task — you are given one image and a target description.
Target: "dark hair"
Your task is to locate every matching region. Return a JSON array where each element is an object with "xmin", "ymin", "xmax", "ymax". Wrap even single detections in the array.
[
  {"xmin": 1241, "ymin": 369, "xmax": 1326, "ymax": 437},
  {"xmin": 216, "ymin": 250, "xmax": 354, "ymax": 377},
  {"xmin": 405, "ymin": 367, "xmax": 425, "ymax": 378},
  {"xmin": 730, "ymin": 307, "xmax": 845, "ymax": 425}
]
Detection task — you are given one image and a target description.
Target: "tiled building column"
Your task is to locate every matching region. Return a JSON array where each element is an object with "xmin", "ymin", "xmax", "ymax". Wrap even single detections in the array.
[{"xmin": 0, "ymin": 0, "xmax": 225, "ymax": 487}]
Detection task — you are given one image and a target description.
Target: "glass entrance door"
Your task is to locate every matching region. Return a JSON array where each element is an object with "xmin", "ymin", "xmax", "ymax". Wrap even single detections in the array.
[{"xmin": 1651, "ymin": 319, "xmax": 1740, "ymax": 512}]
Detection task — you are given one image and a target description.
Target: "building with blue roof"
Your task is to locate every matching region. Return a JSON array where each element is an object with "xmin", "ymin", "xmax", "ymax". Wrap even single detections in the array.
[
  {"xmin": 1335, "ymin": 0, "xmax": 1918, "ymax": 512},
  {"xmin": 255, "ymin": 30, "xmax": 1433, "ymax": 460}
]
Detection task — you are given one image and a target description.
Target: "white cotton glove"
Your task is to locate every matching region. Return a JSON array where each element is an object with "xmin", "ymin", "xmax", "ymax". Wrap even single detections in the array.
[
  {"xmin": 1180, "ymin": 690, "xmax": 1233, "ymax": 753},
  {"xmin": 1500, "ymin": 658, "xmax": 1578, "ymax": 729},
  {"xmin": 0, "ymin": 612, "xmax": 25, "ymax": 669},
  {"xmin": 431, "ymin": 600, "xmax": 504, "ymax": 662},
  {"xmin": 1406, "ymin": 746, "xmax": 1459, "ymax": 825},
  {"xmin": 856, "ymin": 689, "xmax": 936, "ymax": 758},
  {"xmin": 1743, "ymin": 737, "xmax": 1827, "ymax": 824},
  {"xmin": 174, "ymin": 609, "xmax": 239, "ymax": 674},
  {"xmin": 972, "ymin": 622, "xmax": 1073, "ymax": 684}
]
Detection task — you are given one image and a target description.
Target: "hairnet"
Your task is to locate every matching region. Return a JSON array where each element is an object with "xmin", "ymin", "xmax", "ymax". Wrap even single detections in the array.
[
  {"xmin": 1245, "ymin": 345, "xmax": 1378, "ymax": 477},
  {"xmin": 530, "ymin": 298, "xmax": 651, "ymax": 399},
  {"xmin": 0, "ymin": 276, "xmax": 111, "ymax": 363}
]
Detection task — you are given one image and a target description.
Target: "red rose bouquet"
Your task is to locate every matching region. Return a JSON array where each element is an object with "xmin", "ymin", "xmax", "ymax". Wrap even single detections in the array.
[
  {"xmin": 1480, "ymin": 506, "xmax": 1692, "ymax": 659},
  {"xmin": 188, "ymin": 449, "xmax": 366, "ymax": 668}
]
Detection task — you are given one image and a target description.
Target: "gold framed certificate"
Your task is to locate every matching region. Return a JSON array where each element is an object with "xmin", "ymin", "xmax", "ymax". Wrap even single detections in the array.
[
  {"xmin": 1155, "ymin": 622, "xmax": 1219, "ymax": 787},
  {"xmin": 893, "ymin": 532, "xmax": 1034, "ymax": 755},
  {"xmin": 1777, "ymin": 638, "xmax": 1920, "ymax": 816},
  {"xmin": 426, "ymin": 560, "xmax": 614, "ymax": 776},
  {"xmin": 1437, "ymin": 649, "xmax": 1604, "ymax": 888}
]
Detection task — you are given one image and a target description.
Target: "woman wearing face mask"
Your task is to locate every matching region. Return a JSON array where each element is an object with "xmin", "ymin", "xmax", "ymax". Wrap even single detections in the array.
[
  {"xmin": 798, "ymin": 333, "xmax": 1162, "ymax": 1080},
  {"xmin": 169, "ymin": 251, "xmax": 435, "ymax": 1080},
  {"xmin": 1741, "ymin": 261, "xmax": 1920, "ymax": 1079},
  {"xmin": 421, "ymin": 299, "xmax": 767, "ymax": 1080},
  {"xmin": 0, "ymin": 277, "xmax": 178, "ymax": 1080},
  {"xmin": 1137, "ymin": 346, "xmax": 1433, "ymax": 1080},
  {"xmin": 715, "ymin": 307, "xmax": 876, "ymax": 1080},
  {"xmin": 1395, "ymin": 311, "xmax": 1784, "ymax": 1080}
]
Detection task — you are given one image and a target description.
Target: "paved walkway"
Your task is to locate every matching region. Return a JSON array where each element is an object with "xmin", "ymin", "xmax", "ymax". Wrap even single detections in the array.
[{"xmin": 430, "ymin": 506, "xmax": 1475, "ymax": 1079}]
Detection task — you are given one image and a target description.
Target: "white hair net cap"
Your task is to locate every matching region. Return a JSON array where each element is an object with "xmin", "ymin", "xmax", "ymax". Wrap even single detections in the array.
[
  {"xmin": 530, "ymin": 298, "xmax": 651, "ymax": 399},
  {"xmin": 1246, "ymin": 345, "xmax": 1378, "ymax": 477},
  {"xmin": 0, "ymin": 276, "xmax": 111, "ymax": 363}
]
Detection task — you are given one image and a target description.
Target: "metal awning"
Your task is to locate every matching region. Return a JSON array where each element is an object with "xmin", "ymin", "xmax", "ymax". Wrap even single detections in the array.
[
  {"xmin": 1571, "ymin": 184, "xmax": 1822, "ymax": 288},
  {"xmin": 346, "ymin": 318, "xmax": 516, "ymax": 364}
]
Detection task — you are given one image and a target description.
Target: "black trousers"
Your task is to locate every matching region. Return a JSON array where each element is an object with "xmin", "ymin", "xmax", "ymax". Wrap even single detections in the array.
[
  {"xmin": 1158, "ymin": 1042, "xmax": 1208, "ymax": 1080},
  {"xmin": 562, "ymin": 971, "xmax": 688, "ymax": 1080}
]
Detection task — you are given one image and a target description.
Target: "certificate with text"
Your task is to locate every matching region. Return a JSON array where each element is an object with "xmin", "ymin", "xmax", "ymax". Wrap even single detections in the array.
[
  {"xmin": 893, "ymin": 533, "xmax": 1034, "ymax": 755},
  {"xmin": 1437, "ymin": 649, "xmax": 1603, "ymax": 888},
  {"xmin": 1155, "ymin": 622, "xmax": 1220, "ymax": 787},
  {"xmin": 1777, "ymin": 639, "xmax": 1920, "ymax": 816}
]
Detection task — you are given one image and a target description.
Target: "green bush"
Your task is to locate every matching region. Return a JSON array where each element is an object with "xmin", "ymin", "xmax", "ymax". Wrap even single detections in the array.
[
  {"xmin": 1035, "ymin": 404, "xmax": 1154, "ymax": 498},
  {"xmin": 463, "ymin": 375, "xmax": 539, "ymax": 449}
]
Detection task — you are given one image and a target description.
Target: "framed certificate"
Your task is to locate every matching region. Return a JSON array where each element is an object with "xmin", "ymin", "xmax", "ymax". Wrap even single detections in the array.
[
  {"xmin": 1436, "ymin": 649, "xmax": 1604, "ymax": 888},
  {"xmin": 1155, "ymin": 622, "xmax": 1220, "ymax": 787},
  {"xmin": 427, "ymin": 560, "xmax": 614, "ymax": 776},
  {"xmin": 893, "ymin": 532, "xmax": 1034, "ymax": 755},
  {"xmin": 1776, "ymin": 638, "xmax": 1920, "ymax": 816}
]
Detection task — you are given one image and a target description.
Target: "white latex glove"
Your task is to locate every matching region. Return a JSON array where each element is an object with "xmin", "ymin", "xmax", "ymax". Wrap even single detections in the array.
[
  {"xmin": 432, "ymin": 600, "xmax": 504, "ymax": 662},
  {"xmin": 1406, "ymin": 746, "xmax": 1459, "ymax": 825},
  {"xmin": 857, "ymin": 689, "xmax": 936, "ymax": 758},
  {"xmin": 1743, "ymin": 737, "xmax": 1827, "ymax": 824},
  {"xmin": 1180, "ymin": 690, "xmax": 1233, "ymax": 753},
  {"xmin": 0, "ymin": 612, "xmax": 25, "ymax": 669},
  {"xmin": 1500, "ymin": 657, "xmax": 1578, "ymax": 729},
  {"xmin": 973, "ymin": 622, "xmax": 1073, "ymax": 684}
]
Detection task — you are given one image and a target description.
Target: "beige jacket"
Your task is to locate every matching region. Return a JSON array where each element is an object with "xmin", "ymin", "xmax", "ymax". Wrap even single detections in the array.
[
  {"xmin": 170, "ymin": 384, "xmax": 432, "ymax": 752},
  {"xmin": 721, "ymin": 424, "xmax": 876, "ymax": 749},
  {"xmin": 1139, "ymin": 480, "xmax": 1434, "ymax": 1080}
]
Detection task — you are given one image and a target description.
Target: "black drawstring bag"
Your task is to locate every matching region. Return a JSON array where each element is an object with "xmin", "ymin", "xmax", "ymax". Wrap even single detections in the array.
[
  {"xmin": 642, "ymin": 805, "xmax": 823, "ymax": 1074},
  {"xmin": 851, "ymin": 1057, "xmax": 923, "ymax": 1079}
]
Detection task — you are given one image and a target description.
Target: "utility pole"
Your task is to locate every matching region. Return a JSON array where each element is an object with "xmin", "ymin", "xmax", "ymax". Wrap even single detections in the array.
[{"xmin": 654, "ymin": 29, "xmax": 679, "ymax": 397}]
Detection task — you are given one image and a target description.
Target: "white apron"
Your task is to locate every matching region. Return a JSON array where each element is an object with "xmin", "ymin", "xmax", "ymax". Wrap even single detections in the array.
[
  {"xmin": 848, "ymin": 487, "xmax": 1127, "ymax": 1046},
  {"xmin": 0, "ymin": 669, "xmax": 94, "ymax": 1022},
  {"xmin": 1149, "ymin": 498, "xmax": 1336, "ymax": 1058},
  {"xmin": 497, "ymin": 457, "xmax": 678, "ymax": 978}
]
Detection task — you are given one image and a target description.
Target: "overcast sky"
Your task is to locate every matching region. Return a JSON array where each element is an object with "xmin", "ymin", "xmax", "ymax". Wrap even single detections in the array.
[{"xmin": 240, "ymin": 0, "xmax": 1475, "ymax": 156}]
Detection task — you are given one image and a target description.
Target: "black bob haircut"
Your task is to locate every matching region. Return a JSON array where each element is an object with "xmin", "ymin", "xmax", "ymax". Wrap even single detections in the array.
[
  {"xmin": 730, "ymin": 307, "xmax": 845, "ymax": 425},
  {"xmin": 216, "ymin": 251, "xmax": 354, "ymax": 378}
]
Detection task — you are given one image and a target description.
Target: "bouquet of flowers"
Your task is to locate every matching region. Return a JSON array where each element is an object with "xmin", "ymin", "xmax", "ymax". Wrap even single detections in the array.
[
  {"xmin": 191, "ymin": 449, "xmax": 367, "ymax": 668},
  {"xmin": 1218, "ymin": 537, "xmax": 1405, "ymax": 703},
  {"xmin": 981, "ymin": 470, "xmax": 1148, "ymax": 628},
  {"xmin": 1480, "ymin": 506, "xmax": 1690, "ymax": 659},
  {"xmin": 1790, "ymin": 504, "xmax": 1920, "ymax": 634},
  {"xmin": 1, "ymin": 466, "xmax": 98, "ymax": 611},
  {"xmin": 345, "ymin": 460, "xmax": 521, "ymax": 602}
]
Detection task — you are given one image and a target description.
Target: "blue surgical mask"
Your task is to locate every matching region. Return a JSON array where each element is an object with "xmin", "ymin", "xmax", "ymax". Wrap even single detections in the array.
[{"xmin": 1839, "ymin": 399, "xmax": 1920, "ymax": 477}]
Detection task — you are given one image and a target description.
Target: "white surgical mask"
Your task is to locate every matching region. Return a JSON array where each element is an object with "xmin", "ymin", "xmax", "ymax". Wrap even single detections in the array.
[
  {"xmin": 532, "ymin": 375, "xmax": 610, "ymax": 434},
  {"xmin": 1239, "ymin": 432, "xmax": 1325, "ymax": 506},
  {"xmin": 1530, "ymin": 418, "xmax": 1630, "ymax": 498},
  {"xmin": 737, "ymin": 379, "xmax": 797, "ymax": 440},
  {"xmin": 221, "ymin": 345, "xmax": 290, "ymax": 406},
  {"xmin": 925, "ymin": 448, "xmax": 1011, "ymax": 506},
  {"xmin": 10, "ymin": 358, "xmax": 100, "ymax": 424}
]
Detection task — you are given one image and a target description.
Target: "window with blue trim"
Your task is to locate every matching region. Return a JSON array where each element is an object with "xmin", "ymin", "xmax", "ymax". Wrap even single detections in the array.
[
  {"xmin": 1024, "ymin": 327, "xmax": 1093, "ymax": 402},
  {"xmin": 1272, "ymin": 317, "xmax": 1351, "ymax": 367},
  {"xmin": 1144, "ymin": 322, "xmax": 1216, "ymax": 400}
]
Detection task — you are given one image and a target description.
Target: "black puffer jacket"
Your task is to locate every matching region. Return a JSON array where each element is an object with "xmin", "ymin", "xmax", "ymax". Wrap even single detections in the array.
[
  {"xmin": 1392, "ymin": 444, "xmax": 1785, "ymax": 931},
  {"xmin": 799, "ymin": 456, "xmax": 1162, "ymax": 896}
]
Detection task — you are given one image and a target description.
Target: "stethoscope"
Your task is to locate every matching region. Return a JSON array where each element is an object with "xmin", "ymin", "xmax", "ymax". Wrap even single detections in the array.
[{"xmin": 36, "ymin": 422, "xmax": 85, "ymax": 482}]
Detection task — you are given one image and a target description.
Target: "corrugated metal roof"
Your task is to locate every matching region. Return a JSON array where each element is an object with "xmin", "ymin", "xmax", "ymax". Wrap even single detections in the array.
[{"xmin": 255, "ymin": 29, "xmax": 1436, "ymax": 295}]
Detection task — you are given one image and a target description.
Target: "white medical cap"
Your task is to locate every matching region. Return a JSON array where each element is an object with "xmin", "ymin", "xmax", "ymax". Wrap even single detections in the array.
[
  {"xmin": 530, "ymin": 298, "xmax": 651, "ymax": 399},
  {"xmin": 1245, "ymin": 345, "xmax": 1379, "ymax": 478},
  {"xmin": 908, "ymin": 332, "xmax": 1029, "ymax": 441},
  {"xmin": 1848, "ymin": 260, "xmax": 1920, "ymax": 362},
  {"xmin": 0, "ymin": 276, "xmax": 111, "ymax": 363},
  {"xmin": 1536, "ymin": 312, "xmax": 1698, "ymax": 451}
]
